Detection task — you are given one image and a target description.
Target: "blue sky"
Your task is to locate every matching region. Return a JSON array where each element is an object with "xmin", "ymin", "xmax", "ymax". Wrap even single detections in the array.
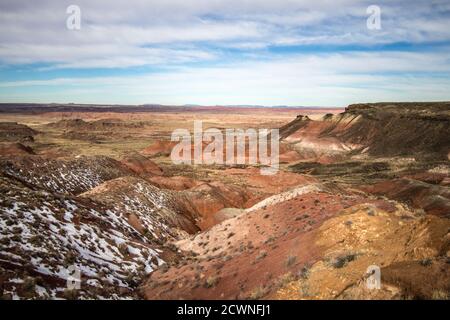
[{"xmin": 0, "ymin": 0, "xmax": 450, "ymax": 106}]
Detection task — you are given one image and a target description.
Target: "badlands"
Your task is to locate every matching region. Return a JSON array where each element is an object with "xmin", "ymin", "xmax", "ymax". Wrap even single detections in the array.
[{"xmin": 0, "ymin": 102, "xmax": 448, "ymax": 300}]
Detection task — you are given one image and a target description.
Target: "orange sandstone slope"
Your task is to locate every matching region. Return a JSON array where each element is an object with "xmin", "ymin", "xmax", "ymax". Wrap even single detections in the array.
[{"xmin": 142, "ymin": 183, "xmax": 449, "ymax": 300}]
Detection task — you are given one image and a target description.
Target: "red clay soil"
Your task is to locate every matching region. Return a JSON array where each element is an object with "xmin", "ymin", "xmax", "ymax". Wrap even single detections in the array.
[
  {"xmin": 139, "ymin": 167, "xmax": 317, "ymax": 231},
  {"xmin": 121, "ymin": 153, "xmax": 164, "ymax": 176},
  {"xmin": 141, "ymin": 140, "xmax": 177, "ymax": 157},
  {"xmin": 0, "ymin": 142, "xmax": 35, "ymax": 156},
  {"xmin": 153, "ymin": 167, "xmax": 319, "ymax": 230},
  {"xmin": 278, "ymin": 142, "xmax": 303, "ymax": 163},
  {"xmin": 146, "ymin": 175, "xmax": 202, "ymax": 191},
  {"xmin": 142, "ymin": 191, "xmax": 374, "ymax": 299},
  {"xmin": 279, "ymin": 150, "xmax": 303, "ymax": 163},
  {"xmin": 182, "ymin": 181, "xmax": 255, "ymax": 230},
  {"xmin": 144, "ymin": 137, "xmax": 299, "ymax": 165},
  {"xmin": 362, "ymin": 178, "xmax": 450, "ymax": 217},
  {"xmin": 220, "ymin": 167, "xmax": 317, "ymax": 201},
  {"xmin": 404, "ymin": 172, "xmax": 448, "ymax": 185}
]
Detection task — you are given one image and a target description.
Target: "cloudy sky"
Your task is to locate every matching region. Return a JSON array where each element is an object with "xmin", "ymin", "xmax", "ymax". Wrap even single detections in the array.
[{"xmin": 0, "ymin": 0, "xmax": 449, "ymax": 106}]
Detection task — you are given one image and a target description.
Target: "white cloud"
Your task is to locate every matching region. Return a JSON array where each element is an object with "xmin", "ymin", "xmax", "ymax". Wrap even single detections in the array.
[
  {"xmin": 0, "ymin": 0, "xmax": 449, "ymax": 67},
  {"xmin": 0, "ymin": 0, "xmax": 449, "ymax": 105},
  {"xmin": 2, "ymin": 51, "xmax": 450, "ymax": 105}
]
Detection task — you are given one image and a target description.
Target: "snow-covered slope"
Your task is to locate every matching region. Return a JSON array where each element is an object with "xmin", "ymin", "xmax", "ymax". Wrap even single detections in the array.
[
  {"xmin": 81, "ymin": 176, "xmax": 199, "ymax": 238},
  {"xmin": 0, "ymin": 155, "xmax": 132, "ymax": 195},
  {"xmin": 0, "ymin": 176, "xmax": 170, "ymax": 299}
]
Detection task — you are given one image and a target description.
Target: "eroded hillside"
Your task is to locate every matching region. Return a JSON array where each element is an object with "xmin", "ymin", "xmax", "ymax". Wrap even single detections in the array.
[{"xmin": 0, "ymin": 103, "xmax": 448, "ymax": 300}]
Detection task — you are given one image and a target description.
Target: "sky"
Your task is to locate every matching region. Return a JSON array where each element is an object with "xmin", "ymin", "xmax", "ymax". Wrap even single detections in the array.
[{"xmin": 0, "ymin": 0, "xmax": 449, "ymax": 107}]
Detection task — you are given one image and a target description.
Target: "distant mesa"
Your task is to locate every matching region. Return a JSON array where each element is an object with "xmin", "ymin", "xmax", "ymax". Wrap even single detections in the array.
[
  {"xmin": 280, "ymin": 101, "xmax": 450, "ymax": 161},
  {"xmin": 46, "ymin": 118, "xmax": 146, "ymax": 130}
]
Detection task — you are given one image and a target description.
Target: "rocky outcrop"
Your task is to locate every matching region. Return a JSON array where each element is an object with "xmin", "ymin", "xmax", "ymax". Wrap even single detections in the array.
[{"xmin": 280, "ymin": 102, "xmax": 450, "ymax": 161}]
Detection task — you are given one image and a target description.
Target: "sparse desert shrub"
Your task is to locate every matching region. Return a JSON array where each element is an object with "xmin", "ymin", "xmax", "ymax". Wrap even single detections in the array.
[
  {"xmin": 20, "ymin": 277, "xmax": 37, "ymax": 299},
  {"xmin": 227, "ymin": 232, "xmax": 235, "ymax": 239},
  {"xmin": 2, "ymin": 199, "xmax": 13, "ymax": 208},
  {"xmin": 118, "ymin": 243, "xmax": 129, "ymax": 256},
  {"xmin": 29, "ymin": 234, "xmax": 44, "ymax": 246},
  {"xmin": 248, "ymin": 286, "xmax": 267, "ymax": 300},
  {"xmin": 330, "ymin": 253, "xmax": 357, "ymax": 269},
  {"xmin": 143, "ymin": 229, "xmax": 153, "ymax": 240},
  {"xmin": 419, "ymin": 258, "xmax": 432, "ymax": 267},
  {"xmin": 22, "ymin": 277, "xmax": 36, "ymax": 292},
  {"xmin": 54, "ymin": 211, "xmax": 65, "ymax": 221},
  {"xmin": 255, "ymin": 250, "xmax": 267, "ymax": 261},
  {"xmin": 63, "ymin": 251, "xmax": 77, "ymax": 265},
  {"xmin": 276, "ymin": 272, "xmax": 295, "ymax": 288},
  {"xmin": 34, "ymin": 276, "xmax": 44, "ymax": 287},
  {"xmin": 31, "ymin": 216, "xmax": 41, "ymax": 228},
  {"xmin": 63, "ymin": 288, "xmax": 79, "ymax": 300},
  {"xmin": 298, "ymin": 263, "xmax": 311, "ymax": 279},
  {"xmin": 0, "ymin": 237, "xmax": 11, "ymax": 246},
  {"xmin": 264, "ymin": 236, "xmax": 275, "ymax": 244},
  {"xmin": 299, "ymin": 283, "xmax": 311, "ymax": 297},
  {"xmin": 191, "ymin": 281, "xmax": 201, "ymax": 289},
  {"xmin": 12, "ymin": 226, "xmax": 22, "ymax": 234},
  {"xmin": 125, "ymin": 270, "xmax": 141, "ymax": 288},
  {"xmin": 86, "ymin": 241, "xmax": 96, "ymax": 251},
  {"xmin": 431, "ymin": 290, "xmax": 449, "ymax": 300},
  {"xmin": 205, "ymin": 276, "xmax": 219, "ymax": 288},
  {"xmin": 285, "ymin": 255, "xmax": 297, "ymax": 267}
]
